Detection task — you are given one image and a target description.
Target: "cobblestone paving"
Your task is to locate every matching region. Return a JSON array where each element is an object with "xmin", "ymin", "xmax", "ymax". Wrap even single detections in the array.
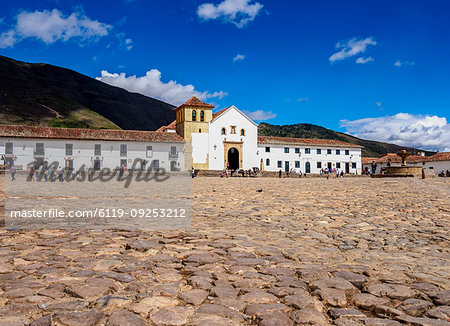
[{"xmin": 0, "ymin": 177, "xmax": 449, "ymax": 325}]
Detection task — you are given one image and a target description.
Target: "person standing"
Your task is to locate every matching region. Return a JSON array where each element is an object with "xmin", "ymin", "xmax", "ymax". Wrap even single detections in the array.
[
  {"xmin": 278, "ymin": 169, "xmax": 282, "ymax": 178},
  {"xmin": 10, "ymin": 165, "xmax": 16, "ymax": 181}
]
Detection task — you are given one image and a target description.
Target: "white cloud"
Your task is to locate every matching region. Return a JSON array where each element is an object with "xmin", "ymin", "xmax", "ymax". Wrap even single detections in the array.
[
  {"xmin": 375, "ymin": 102, "xmax": 382, "ymax": 107},
  {"xmin": 0, "ymin": 8, "xmax": 111, "ymax": 48},
  {"xmin": 297, "ymin": 97, "xmax": 309, "ymax": 102},
  {"xmin": 340, "ymin": 113, "xmax": 450, "ymax": 152},
  {"xmin": 329, "ymin": 37, "xmax": 376, "ymax": 63},
  {"xmin": 233, "ymin": 54, "xmax": 246, "ymax": 62},
  {"xmin": 96, "ymin": 69, "xmax": 228, "ymax": 106},
  {"xmin": 394, "ymin": 59, "xmax": 414, "ymax": 67},
  {"xmin": 197, "ymin": 0, "xmax": 264, "ymax": 28},
  {"xmin": 356, "ymin": 56, "xmax": 374, "ymax": 64},
  {"xmin": 242, "ymin": 109, "xmax": 276, "ymax": 121}
]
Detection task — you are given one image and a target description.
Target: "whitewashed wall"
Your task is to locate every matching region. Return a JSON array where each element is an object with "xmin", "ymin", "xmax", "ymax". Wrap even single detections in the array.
[
  {"xmin": 258, "ymin": 144, "xmax": 362, "ymax": 174},
  {"xmin": 192, "ymin": 133, "xmax": 209, "ymax": 165},
  {"xmin": 208, "ymin": 107, "xmax": 259, "ymax": 170},
  {"xmin": 0, "ymin": 138, "xmax": 185, "ymax": 171}
]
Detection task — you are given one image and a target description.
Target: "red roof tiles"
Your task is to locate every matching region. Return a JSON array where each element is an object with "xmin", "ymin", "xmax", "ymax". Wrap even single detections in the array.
[
  {"xmin": 212, "ymin": 107, "xmax": 231, "ymax": 119},
  {"xmin": 156, "ymin": 120, "xmax": 176, "ymax": 132},
  {"xmin": 0, "ymin": 125, "xmax": 184, "ymax": 142},
  {"xmin": 175, "ymin": 96, "xmax": 214, "ymax": 110},
  {"xmin": 361, "ymin": 152, "xmax": 450, "ymax": 165},
  {"xmin": 257, "ymin": 136, "xmax": 362, "ymax": 148}
]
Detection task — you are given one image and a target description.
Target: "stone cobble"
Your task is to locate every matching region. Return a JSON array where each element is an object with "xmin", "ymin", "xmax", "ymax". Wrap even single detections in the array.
[{"xmin": 0, "ymin": 177, "xmax": 449, "ymax": 325}]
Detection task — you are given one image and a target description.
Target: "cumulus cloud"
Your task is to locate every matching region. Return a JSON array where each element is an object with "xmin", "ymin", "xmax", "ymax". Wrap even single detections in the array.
[
  {"xmin": 329, "ymin": 37, "xmax": 376, "ymax": 63},
  {"xmin": 233, "ymin": 54, "xmax": 246, "ymax": 62},
  {"xmin": 242, "ymin": 109, "xmax": 276, "ymax": 121},
  {"xmin": 96, "ymin": 69, "xmax": 228, "ymax": 106},
  {"xmin": 197, "ymin": 0, "xmax": 264, "ymax": 28},
  {"xmin": 0, "ymin": 8, "xmax": 111, "ymax": 48},
  {"xmin": 340, "ymin": 113, "xmax": 450, "ymax": 152},
  {"xmin": 394, "ymin": 59, "xmax": 414, "ymax": 67},
  {"xmin": 356, "ymin": 56, "xmax": 374, "ymax": 64}
]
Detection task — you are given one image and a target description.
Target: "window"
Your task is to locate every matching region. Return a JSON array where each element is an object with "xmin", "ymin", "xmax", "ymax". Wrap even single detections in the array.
[
  {"xmin": 35, "ymin": 143, "xmax": 44, "ymax": 155},
  {"xmin": 265, "ymin": 146, "xmax": 270, "ymax": 152},
  {"xmin": 352, "ymin": 162, "xmax": 357, "ymax": 169},
  {"xmin": 305, "ymin": 148, "xmax": 311, "ymax": 154},
  {"xmin": 336, "ymin": 162, "xmax": 341, "ymax": 169},
  {"xmin": 5, "ymin": 142, "xmax": 13, "ymax": 154},
  {"xmin": 317, "ymin": 149, "xmax": 321, "ymax": 154},
  {"xmin": 317, "ymin": 162, "xmax": 322, "ymax": 168},
  {"xmin": 240, "ymin": 129, "xmax": 245, "ymax": 136},
  {"xmin": 284, "ymin": 147, "xmax": 289, "ymax": 153},
  {"xmin": 266, "ymin": 158, "xmax": 270, "ymax": 166},
  {"xmin": 345, "ymin": 150, "xmax": 349, "ymax": 155},
  {"xmin": 327, "ymin": 149, "xmax": 332, "ymax": 155},
  {"xmin": 192, "ymin": 110, "xmax": 196, "ymax": 121},
  {"xmin": 221, "ymin": 128, "xmax": 226, "ymax": 135},
  {"xmin": 200, "ymin": 110, "xmax": 204, "ymax": 122},
  {"xmin": 277, "ymin": 161, "xmax": 282, "ymax": 168},
  {"xmin": 120, "ymin": 144, "xmax": 127, "ymax": 157},
  {"xmin": 65, "ymin": 144, "xmax": 73, "ymax": 156},
  {"xmin": 230, "ymin": 126, "xmax": 236, "ymax": 134},
  {"xmin": 295, "ymin": 161, "xmax": 300, "ymax": 168},
  {"xmin": 94, "ymin": 144, "xmax": 101, "ymax": 156},
  {"xmin": 295, "ymin": 148, "xmax": 300, "ymax": 154},
  {"xmin": 336, "ymin": 149, "xmax": 340, "ymax": 155},
  {"xmin": 146, "ymin": 146, "xmax": 153, "ymax": 157}
]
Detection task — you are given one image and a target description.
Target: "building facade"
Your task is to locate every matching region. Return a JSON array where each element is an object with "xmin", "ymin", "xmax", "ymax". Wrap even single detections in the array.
[
  {"xmin": 158, "ymin": 96, "xmax": 363, "ymax": 174},
  {"xmin": 0, "ymin": 125, "xmax": 185, "ymax": 172}
]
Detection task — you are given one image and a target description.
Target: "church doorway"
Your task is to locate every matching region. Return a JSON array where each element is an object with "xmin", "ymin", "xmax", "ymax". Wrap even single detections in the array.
[{"xmin": 227, "ymin": 147, "xmax": 239, "ymax": 170}]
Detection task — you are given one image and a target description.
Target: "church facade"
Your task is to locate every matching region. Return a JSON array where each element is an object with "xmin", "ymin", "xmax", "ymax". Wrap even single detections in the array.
[{"xmin": 158, "ymin": 97, "xmax": 363, "ymax": 174}]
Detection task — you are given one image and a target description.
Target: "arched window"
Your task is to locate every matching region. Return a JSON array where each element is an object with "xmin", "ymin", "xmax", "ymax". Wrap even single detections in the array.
[
  {"xmin": 192, "ymin": 110, "xmax": 196, "ymax": 121},
  {"xmin": 200, "ymin": 110, "xmax": 204, "ymax": 121},
  {"xmin": 266, "ymin": 158, "xmax": 270, "ymax": 166},
  {"xmin": 221, "ymin": 127, "xmax": 226, "ymax": 135},
  {"xmin": 240, "ymin": 129, "xmax": 245, "ymax": 136}
]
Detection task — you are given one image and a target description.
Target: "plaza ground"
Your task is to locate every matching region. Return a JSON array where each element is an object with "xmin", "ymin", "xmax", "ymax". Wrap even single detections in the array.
[{"xmin": 0, "ymin": 177, "xmax": 449, "ymax": 325}]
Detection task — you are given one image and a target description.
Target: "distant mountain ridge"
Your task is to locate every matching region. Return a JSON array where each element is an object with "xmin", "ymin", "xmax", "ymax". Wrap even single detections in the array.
[
  {"xmin": 258, "ymin": 122, "xmax": 435, "ymax": 157},
  {"xmin": 0, "ymin": 55, "xmax": 176, "ymax": 130}
]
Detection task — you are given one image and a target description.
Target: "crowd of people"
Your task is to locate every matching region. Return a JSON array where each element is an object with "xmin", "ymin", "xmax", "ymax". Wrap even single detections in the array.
[{"xmin": 438, "ymin": 170, "xmax": 450, "ymax": 177}]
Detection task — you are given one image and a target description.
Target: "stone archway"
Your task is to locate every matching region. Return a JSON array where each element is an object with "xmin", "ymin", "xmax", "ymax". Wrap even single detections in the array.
[
  {"xmin": 227, "ymin": 147, "xmax": 239, "ymax": 170},
  {"xmin": 223, "ymin": 141, "xmax": 243, "ymax": 170}
]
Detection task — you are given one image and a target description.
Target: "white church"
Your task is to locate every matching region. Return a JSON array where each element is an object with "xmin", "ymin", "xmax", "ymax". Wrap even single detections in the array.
[{"xmin": 158, "ymin": 96, "xmax": 362, "ymax": 174}]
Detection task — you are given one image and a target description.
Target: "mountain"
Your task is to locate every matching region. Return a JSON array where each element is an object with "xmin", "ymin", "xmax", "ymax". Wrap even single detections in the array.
[
  {"xmin": 0, "ymin": 55, "xmax": 175, "ymax": 130},
  {"xmin": 258, "ymin": 122, "xmax": 435, "ymax": 157}
]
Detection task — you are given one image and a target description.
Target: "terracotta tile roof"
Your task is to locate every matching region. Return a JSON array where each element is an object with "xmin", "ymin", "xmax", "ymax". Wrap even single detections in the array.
[
  {"xmin": 0, "ymin": 125, "xmax": 184, "ymax": 142},
  {"xmin": 361, "ymin": 152, "xmax": 450, "ymax": 165},
  {"xmin": 424, "ymin": 152, "xmax": 450, "ymax": 162},
  {"xmin": 156, "ymin": 120, "xmax": 176, "ymax": 132},
  {"xmin": 257, "ymin": 136, "xmax": 362, "ymax": 148},
  {"xmin": 175, "ymin": 96, "xmax": 214, "ymax": 110},
  {"xmin": 212, "ymin": 106, "xmax": 231, "ymax": 119}
]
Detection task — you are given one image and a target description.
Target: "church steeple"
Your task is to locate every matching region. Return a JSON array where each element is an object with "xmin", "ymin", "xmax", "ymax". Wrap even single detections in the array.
[{"xmin": 174, "ymin": 96, "xmax": 214, "ymax": 141}]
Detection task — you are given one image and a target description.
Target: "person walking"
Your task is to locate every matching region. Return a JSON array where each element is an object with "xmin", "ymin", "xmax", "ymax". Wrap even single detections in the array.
[
  {"xmin": 278, "ymin": 169, "xmax": 282, "ymax": 178},
  {"xmin": 10, "ymin": 165, "xmax": 16, "ymax": 181}
]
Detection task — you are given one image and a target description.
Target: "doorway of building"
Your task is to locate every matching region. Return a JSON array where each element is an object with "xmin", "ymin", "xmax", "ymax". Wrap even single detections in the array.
[
  {"xmin": 93, "ymin": 160, "xmax": 101, "ymax": 171},
  {"xmin": 327, "ymin": 162, "xmax": 332, "ymax": 170},
  {"xmin": 305, "ymin": 161, "xmax": 311, "ymax": 173},
  {"xmin": 285, "ymin": 161, "xmax": 289, "ymax": 172},
  {"xmin": 227, "ymin": 147, "xmax": 239, "ymax": 170},
  {"xmin": 170, "ymin": 161, "xmax": 177, "ymax": 171},
  {"xmin": 345, "ymin": 162, "xmax": 350, "ymax": 173}
]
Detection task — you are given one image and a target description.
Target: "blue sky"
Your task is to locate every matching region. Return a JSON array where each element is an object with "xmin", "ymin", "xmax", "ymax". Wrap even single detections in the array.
[{"xmin": 1, "ymin": 0, "xmax": 449, "ymax": 151}]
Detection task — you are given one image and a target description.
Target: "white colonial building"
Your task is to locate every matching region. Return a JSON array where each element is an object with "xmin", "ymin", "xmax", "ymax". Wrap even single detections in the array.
[
  {"xmin": 158, "ymin": 96, "xmax": 362, "ymax": 174},
  {"xmin": 0, "ymin": 125, "xmax": 185, "ymax": 172}
]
